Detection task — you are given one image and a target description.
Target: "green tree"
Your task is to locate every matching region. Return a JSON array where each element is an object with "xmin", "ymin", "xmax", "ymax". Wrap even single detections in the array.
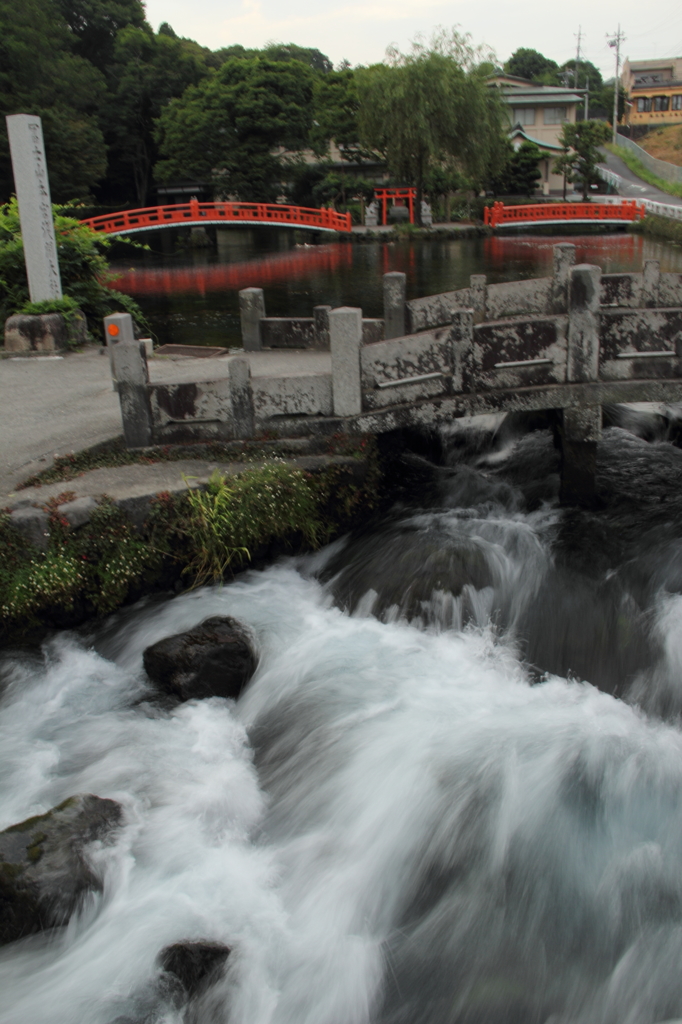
[
  {"xmin": 490, "ymin": 140, "xmax": 544, "ymax": 196},
  {"xmin": 310, "ymin": 69, "xmax": 367, "ymax": 161},
  {"xmin": 0, "ymin": 0, "xmax": 108, "ymax": 202},
  {"xmin": 53, "ymin": 0, "xmax": 146, "ymax": 72},
  {"xmin": 356, "ymin": 31, "xmax": 507, "ymax": 224},
  {"xmin": 0, "ymin": 198, "xmax": 147, "ymax": 335},
  {"xmin": 102, "ymin": 25, "xmax": 210, "ymax": 205},
  {"xmin": 560, "ymin": 58, "xmax": 602, "ymax": 96},
  {"xmin": 553, "ymin": 120, "xmax": 611, "ymax": 199},
  {"xmin": 505, "ymin": 48, "xmax": 560, "ymax": 85},
  {"xmin": 155, "ymin": 57, "xmax": 315, "ymax": 202}
]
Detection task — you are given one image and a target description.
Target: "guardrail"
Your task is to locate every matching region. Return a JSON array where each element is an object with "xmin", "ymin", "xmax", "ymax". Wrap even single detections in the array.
[
  {"xmin": 484, "ymin": 201, "xmax": 645, "ymax": 228},
  {"xmin": 596, "ymin": 166, "xmax": 682, "ymax": 223},
  {"xmin": 80, "ymin": 200, "xmax": 352, "ymax": 236}
]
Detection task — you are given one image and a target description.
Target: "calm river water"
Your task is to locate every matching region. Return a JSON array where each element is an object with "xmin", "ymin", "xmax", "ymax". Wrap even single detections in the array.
[
  {"xmin": 109, "ymin": 228, "xmax": 682, "ymax": 347},
  {"xmin": 3, "ymin": 232, "xmax": 682, "ymax": 1023}
]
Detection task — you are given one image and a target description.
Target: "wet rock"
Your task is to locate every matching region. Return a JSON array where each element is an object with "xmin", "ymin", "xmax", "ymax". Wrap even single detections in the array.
[
  {"xmin": 143, "ymin": 616, "xmax": 257, "ymax": 702},
  {"xmin": 158, "ymin": 940, "xmax": 230, "ymax": 996},
  {"xmin": 0, "ymin": 794, "xmax": 123, "ymax": 946}
]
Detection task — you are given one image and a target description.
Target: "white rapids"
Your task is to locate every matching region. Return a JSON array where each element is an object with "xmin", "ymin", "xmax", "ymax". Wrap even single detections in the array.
[{"xmin": 2, "ymin": 507, "xmax": 682, "ymax": 1024}]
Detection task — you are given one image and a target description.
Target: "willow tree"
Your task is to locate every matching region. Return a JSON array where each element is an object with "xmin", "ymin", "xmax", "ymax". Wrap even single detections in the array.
[{"xmin": 356, "ymin": 31, "xmax": 507, "ymax": 224}]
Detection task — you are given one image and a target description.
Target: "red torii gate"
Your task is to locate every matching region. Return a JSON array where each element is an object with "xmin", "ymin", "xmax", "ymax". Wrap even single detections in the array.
[{"xmin": 374, "ymin": 187, "xmax": 416, "ymax": 226}]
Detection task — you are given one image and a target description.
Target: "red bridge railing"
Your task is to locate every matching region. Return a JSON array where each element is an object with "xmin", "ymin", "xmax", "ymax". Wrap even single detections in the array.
[
  {"xmin": 484, "ymin": 200, "xmax": 646, "ymax": 228},
  {"xmin": 80, "ymin": 199, "xmax": 352, "ymax": 236}
]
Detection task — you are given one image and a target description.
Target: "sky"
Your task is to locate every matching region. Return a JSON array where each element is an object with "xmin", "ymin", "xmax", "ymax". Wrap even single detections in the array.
[{"xmin": 143, "ymin": 0, "xmax": 682, "ymax": 80}]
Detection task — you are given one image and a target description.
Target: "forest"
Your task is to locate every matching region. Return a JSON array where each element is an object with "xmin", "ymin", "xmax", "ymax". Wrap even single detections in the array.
[{"xmin": 0, "ymin": 1, "xmax": 615, "ymax": 211}]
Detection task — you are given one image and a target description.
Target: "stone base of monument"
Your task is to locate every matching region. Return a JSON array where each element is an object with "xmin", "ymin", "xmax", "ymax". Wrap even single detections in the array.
[{"xmin": 4, "ymin": 310, "xmax": 89, "ymax": 353}]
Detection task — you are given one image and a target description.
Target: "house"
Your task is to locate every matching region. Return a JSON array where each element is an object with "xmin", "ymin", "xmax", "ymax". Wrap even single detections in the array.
[
  {"xmin": 621, "ymin": 57, "xmax": 682, "ymax": 128},
  {"xmin": 489, "ymin": 74, "xmax": 582, "ymax": 194}
]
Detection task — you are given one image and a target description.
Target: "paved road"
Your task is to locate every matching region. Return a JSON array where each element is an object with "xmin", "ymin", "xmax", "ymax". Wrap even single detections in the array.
[
  {"xmin": 598, "ymin": 148, "xmax": 682, "ymax": 207},
  {"xmin": 0, "ymin": 346, "xmax": 331, "ymax": 499}
]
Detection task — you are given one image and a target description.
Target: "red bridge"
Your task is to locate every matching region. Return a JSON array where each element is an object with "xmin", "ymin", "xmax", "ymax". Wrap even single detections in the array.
[
  {"xmin": 484, "ymin": 200, "xmax": 646, "ymax": 229},
  {"xmin": 80, "ymin": 199, "xmax": 352, "ymax": 236}
]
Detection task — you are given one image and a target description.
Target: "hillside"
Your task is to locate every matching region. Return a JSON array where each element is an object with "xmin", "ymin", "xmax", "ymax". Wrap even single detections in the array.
[{"xmin": 639, "ymin": 125, "xmax": 682, "ymax": 167}]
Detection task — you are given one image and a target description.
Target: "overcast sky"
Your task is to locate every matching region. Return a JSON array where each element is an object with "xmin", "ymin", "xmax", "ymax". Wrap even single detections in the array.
[{"xmin": 143, "ymin": 0, "xmax": 682, "ymax": 79}]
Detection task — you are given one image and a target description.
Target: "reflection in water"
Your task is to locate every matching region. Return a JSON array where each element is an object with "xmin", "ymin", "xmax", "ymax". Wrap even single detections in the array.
[
  {"xmin": 110, "ymin": 245, "xmax": 352, "ymax": 297},
  {"xmin": 108, "ymin": 230, "xmax": 682, "ymax": 349}
]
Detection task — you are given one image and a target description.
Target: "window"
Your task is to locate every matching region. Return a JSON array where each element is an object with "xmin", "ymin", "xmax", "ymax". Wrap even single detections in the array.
[
  {"xmin": 637, "ymin": 97, "xmax": 652, "ymax": 112},
  {"xmin": 543, "ymin": 106, "xmax": 567, "ymax": 124},
  {"xmin": 512, "ymin": 107, "xmax": 535, "ymax": 125},
  {"xmin": 653, "ymin": 96, "xmax": 670, "ymax": 111},
  {"xmin": 672, "ymin": 95, "xmax": 682, "ymax": 110}
]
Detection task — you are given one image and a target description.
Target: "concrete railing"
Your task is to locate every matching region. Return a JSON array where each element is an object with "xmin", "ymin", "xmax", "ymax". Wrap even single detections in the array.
[
  {"xmin": 615, "ymin": 134, "xmax": 682, "ymax": 186},
  {"xmin": 107, "ymin": 249, "xmax": 682, "ymax": 450}
]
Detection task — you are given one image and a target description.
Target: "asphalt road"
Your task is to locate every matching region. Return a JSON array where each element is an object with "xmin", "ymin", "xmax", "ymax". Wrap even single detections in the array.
[
  {"xmin": 598, "ymin": 148, "xmax": 682, "ymax": 207},
  {"xmin": 0, "ymin": 346, "xmax": 331, "ymax": 499}
]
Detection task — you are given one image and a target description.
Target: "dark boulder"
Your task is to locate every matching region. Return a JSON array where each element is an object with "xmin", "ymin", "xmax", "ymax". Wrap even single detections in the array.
[
  {"xmin": 158, "ymin": 940, "xmax": 231, "ymax": 996},
  {"xmin": 0, "ymin": 794, "xmax": 123, "ymax": 946},
  {"xmin": 143, "ymin": 616, "xmax": 257, "ymax": 701}
]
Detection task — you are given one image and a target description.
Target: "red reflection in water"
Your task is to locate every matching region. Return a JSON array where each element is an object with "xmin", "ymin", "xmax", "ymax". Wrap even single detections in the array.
[
  {"xmin": 108, "ymin": 244, "xmax": 352, "ymax": 296},
  {"xmin": 484, "ymin": 234, "xmax": 642, "ymax": 270}
]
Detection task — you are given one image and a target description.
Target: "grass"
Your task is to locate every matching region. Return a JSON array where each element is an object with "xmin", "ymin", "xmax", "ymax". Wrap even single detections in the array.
[
  {"xmin": 630, "ymin": 214, "xmax": 682, "ymax": 245},
  {"xmin": 637, "ymin": 126, "xmax": 682, "ymax": 168},
  {"xmin": 17, "ymin": 437, "xmax": 324, "ymax": 489},
  {"xmin": 1, "ymin": 445, "xmax": 383, "ymax": 635},
  {"xmin": 607, "ymin": 143, "xmax": 682, "ymax": 200}
]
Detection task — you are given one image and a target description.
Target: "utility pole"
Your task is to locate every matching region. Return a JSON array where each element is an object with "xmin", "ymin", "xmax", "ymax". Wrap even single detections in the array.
[
  {"xmin": 608, "ymin": 26, "xmax": 626, "ymax": 144},
  {"xmin": 575, "ymin": 26, "xmax": 582, "ymax": 91}
]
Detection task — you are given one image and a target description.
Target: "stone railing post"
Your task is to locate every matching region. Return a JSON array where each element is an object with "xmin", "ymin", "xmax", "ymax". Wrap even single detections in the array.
[
  {"xmin": 239, "ymin": 288, "xmax": 265, "ymax": 351},
  {"xmin": 561, "ymin": 264, "xmax": 601, "ymax": 505},
  {"xmin": 470, "ymin": 275, "xmax": 487, "ymax": 323},
  {"xmin": 567, "ymin": 264, "xmax": 601, "ymax": 384},
  {"xmin": 330, "ymin": 307, "xmax": 363, "ymax": 416},
  {"xmin": 642, "ymin": 260, "xmax": 661, "ymax": 308},
  {"xmin": 551, "ymin": 243, "xmax": 576, "ymax": 313},
  {"xmin": 106, "ymin": 312, "xmax": 153, "ymax": 448},
  {"xmin": 229, "ymin": 357, "xmax": 255, "ymax": 439},
  {"xmin": 383, "ymin": 272, "xmax": 406, "ymax": 339},
  {"xmin": 313, "ymin": 305, "xmax": 332, "ymax": 349},
  {"xmin": 451, "ymin": 309, "xmax": 475, "ymax": 393}
]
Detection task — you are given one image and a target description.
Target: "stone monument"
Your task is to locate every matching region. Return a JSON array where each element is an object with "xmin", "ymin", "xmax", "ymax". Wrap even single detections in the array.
[{"xmin": 5, "ymin": 114, "xmax": 62, "ymax": 302}]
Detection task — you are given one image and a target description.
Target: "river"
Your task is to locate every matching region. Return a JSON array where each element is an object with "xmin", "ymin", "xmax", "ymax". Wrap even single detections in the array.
[
  {"xmin": 108, "ymin": 229, "xmax": 682, "ymax": 348},
  {"xmin": 4, "ymin": 402, "xmax": 682, "ymax": 1022}
]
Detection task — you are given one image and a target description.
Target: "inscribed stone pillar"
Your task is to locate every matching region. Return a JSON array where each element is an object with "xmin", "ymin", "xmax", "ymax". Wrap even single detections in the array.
[
  {"xmin": 330, "ymin": 307, "xmax": 363, "ymax": 417},
  {"xmin": 383, "ymin": 272, "xmax": 406, "ymax": 339},
  {"xmin": 239, "ymin": 288, "xmax": 265, "ymax": 351},
  {"xmin": 6, "ymin": 114, "xmax": 62, "ymax": 302}
]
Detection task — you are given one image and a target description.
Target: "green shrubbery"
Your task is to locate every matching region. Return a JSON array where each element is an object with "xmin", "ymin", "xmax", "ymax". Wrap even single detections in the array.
[
  {"xmin": 0, "ymin": 198, "xmax": 149, "ymax": 339},
  {"xmin": 0, "ymin": 449, "xmax": 381, "ymax": 634}
]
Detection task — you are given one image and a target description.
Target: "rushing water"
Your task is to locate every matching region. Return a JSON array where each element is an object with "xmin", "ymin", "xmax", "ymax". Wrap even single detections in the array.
[
  {"xmin": 5, "ymin": 412, "xmax": 682, "ymax": 1023},
  {"xmin": 109, "ymin": 230, "xmax": 682, "ymax": 348}
]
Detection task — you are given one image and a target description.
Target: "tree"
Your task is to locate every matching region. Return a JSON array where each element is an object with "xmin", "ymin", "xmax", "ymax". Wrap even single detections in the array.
[
  {"xmin": 310, "ymin": 68, "xmax": 370, "ymax": 162},
  {"xmin": 490, "ymin": 141, "xmax": 544, "ymax": 196},
  {"xmin": 560, "ymin": 58, "xmax": 602, "ymax": 96},
  {"xmin": 53, "ymin": 0, "xmax": 146, "ymax": 72},
  {"xmin": 155, "ymin": 57, "xmax": 315, "ymax": 202},
  {"xmin": 0, "ymin": 197, "xmax": 147, "ymax": 333},
  {"xmin": 356, "ymin": 31, "xmax": 507, "ymax": 223},
  {"xmin": 0, "ymin": 0, "xmax": 107, "ymax": 202},
  {"xmin": 553, "ymin": 120, "xmax": 611, "ymax": 199},
  {"xmin": 505, "ymin": 48, "xmax": 559, "ymax": 85},
  {"xmin": 102, "ymin": 25, "xmax": 210, "ymax": 205}
]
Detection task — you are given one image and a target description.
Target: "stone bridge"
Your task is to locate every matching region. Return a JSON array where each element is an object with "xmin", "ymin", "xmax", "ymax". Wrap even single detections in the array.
[{"xmin": 107, "ymin": 244, "xmax": 682, "ymax": 502}]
